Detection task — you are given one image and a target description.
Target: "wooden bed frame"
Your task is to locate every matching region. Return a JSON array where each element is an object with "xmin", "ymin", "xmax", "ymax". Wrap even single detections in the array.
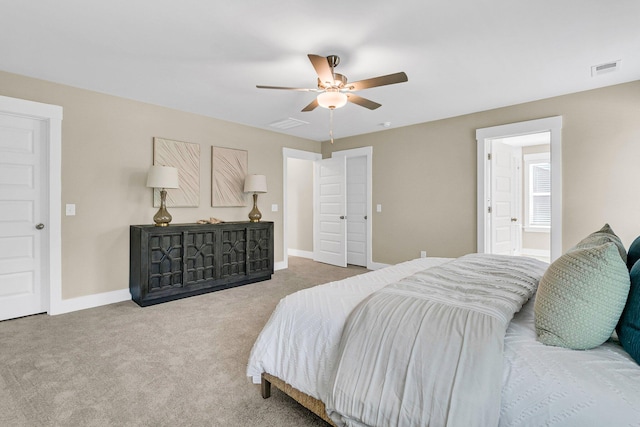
[{"xmin": 261, "ymin": 372, "xmax": 337, "ymax": 426}]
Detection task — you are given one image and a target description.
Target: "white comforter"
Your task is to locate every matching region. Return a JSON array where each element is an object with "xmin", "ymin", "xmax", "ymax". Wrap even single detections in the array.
[
  {"xmin": 247, "ymin": 256, "xmax": 640, "ymax": 426},
  {"xmin": 247, "ymin": 257, "xmax": 452, "ymax": 395},
  {"xmin": 323, "ymin": 254, "xmax": 546, "ymax": 427}
]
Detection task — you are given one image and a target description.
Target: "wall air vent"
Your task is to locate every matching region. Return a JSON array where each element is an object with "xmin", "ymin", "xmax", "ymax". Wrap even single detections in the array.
[
  {"xmin": 269, "ymin": 117, "xmax": 309, "ymax": 130},
  {"xmin": 591, "ymin": 60, "xmax": 621, "ymax": 77}
]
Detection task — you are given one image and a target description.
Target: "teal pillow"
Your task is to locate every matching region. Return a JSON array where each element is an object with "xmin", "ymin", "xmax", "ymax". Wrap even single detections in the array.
[
  {"xmin": 572, "ymin": 223, "xmax": 627, "ymax": 264},
  {"xmin": 617, "ymin": 260, "xmax": 640, "ymax": 363},
  {"xmin": 626, "ymin": 235, "xmax": 640, "ymax": 270},
  {"xmin": 534, "ymin": 242, "xmax": 630, "ymax": 350}
]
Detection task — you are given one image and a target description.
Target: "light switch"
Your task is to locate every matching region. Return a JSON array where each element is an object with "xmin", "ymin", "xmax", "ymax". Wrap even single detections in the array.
[
  {"xmin": 376, "ymin": 204, "xmax": 382, "ymax": 213},
  {"xmin": 271, "ymin": 204, "xmax": 278, "ymax": 212},
  {"xmin": 66, "ymin": 204, "xmax": 76, "ymax": 216}
]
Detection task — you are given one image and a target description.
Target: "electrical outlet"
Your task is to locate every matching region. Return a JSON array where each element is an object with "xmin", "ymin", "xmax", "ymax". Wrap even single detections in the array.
[
  {"xmin": 65, "ymin": 204, "xmax": 76, "ymax": 216},
  {"xmin": 420, "ymin": 250, "xmax": 427, "ymax": 258},
  {"xmin": 376, "ymin": 204, "xmax": 382, "ymax": 213},
  {"xmin": 271, "ymin": 204, "xmax": 278, "ymax": 212}
]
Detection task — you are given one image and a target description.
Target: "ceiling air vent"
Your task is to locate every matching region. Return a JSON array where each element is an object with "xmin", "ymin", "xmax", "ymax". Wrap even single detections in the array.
[
  {"xmin": 269, "ymin": 117, "xmax": 309, "ymax": 130},
  {"xmin": 591, "ymin": 60, "xmax": 621, "ymax": 77}
]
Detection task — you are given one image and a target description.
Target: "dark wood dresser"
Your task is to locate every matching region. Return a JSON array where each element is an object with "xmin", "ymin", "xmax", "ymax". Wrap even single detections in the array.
[{"xmin": 129, "ymin": 221, "xmax": 274, "ymax": 306}]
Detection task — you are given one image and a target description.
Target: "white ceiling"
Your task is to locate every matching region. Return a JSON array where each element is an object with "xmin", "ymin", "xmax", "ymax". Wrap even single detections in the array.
[{"xmin": 1, "ymin": 0, "xmax": 639, "ymax": 142}]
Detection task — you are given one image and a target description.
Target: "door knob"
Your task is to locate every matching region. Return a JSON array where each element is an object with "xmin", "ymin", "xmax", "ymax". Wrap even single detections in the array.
[
  {"xmin": 510, "ymin": 218, "xmax": 518, "ymax": 222},
  {"xmin": 340, "ymin": 216, "xmax": 345, "ymax": 220},
  {"xmin": 364, "ymin": 215, "xmax": 367, "ymax": 220},
  {"xmin": 36, "ymin": 223, "xmax": 45, "ymax": 230}
]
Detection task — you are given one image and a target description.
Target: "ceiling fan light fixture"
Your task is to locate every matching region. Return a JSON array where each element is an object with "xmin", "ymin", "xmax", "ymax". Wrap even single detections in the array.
[{"xmin": 317, "ymin": 91, "xmax": 347, "ymax": 110}]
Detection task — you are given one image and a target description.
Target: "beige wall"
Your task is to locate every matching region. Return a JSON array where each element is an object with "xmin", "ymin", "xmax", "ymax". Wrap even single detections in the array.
[
  {"xmin": 323, "ymin": 80, "xmax": 640, "ymax": 264},
  {"xmin": 0, "ymin": 70, "xmax": 320, "ymax": 299},
  {"xmin": 2, "ymin": 68, "xmax": 638, "ymax": 299},
  {"xmin": 286, "ymin": 158, "xmax": 314, "ymax": 253}
]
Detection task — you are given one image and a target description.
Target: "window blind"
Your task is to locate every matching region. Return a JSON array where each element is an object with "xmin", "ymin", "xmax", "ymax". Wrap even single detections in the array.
[{"xmin": 530, "ymin": 163, "xmax": 551, "ymax": 226}]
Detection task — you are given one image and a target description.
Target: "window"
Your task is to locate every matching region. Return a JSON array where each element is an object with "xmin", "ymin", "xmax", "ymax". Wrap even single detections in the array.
[{"xmin": 524, "ymin": 152, "xmax": 550, "ymax": 231}]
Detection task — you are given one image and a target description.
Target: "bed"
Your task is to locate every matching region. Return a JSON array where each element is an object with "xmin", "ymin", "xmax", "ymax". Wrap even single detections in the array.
[{"xmin": 247, "ymin": 247, "xmax": 640, "ymax": 426}]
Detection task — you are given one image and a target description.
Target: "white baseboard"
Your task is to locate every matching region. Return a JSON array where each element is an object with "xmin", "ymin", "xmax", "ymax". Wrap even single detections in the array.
[
  {"xmin": 520, "ymin": 248, "xmax": 551, "ymax": 263},
  {"xmin": 287, "ymin": 248, "xmax": 313, "ymax": 259},
  {"xmin": 46, "ymin": 255, "xmax": 385, "ymax": 315},
  {"xmin": 49, "ymin": 288, "xmax": 131, "ymax": 316},
  {"xmin": 520, "ymin": 248, "xmax": 550, "ymax": 257},
  {"xmin": 368, "ymin": 261, "xmax": 391, "ymax": 270}
]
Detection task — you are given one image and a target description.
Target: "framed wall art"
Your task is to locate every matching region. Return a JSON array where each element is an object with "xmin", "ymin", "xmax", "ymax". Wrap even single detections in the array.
[
  {"xmin": 211, "ymin": 146, "xmax": 248, "ymax": 207},
  {"xmin": 153, "ymin": 137, "xmax": 200, "ymax": 207}
]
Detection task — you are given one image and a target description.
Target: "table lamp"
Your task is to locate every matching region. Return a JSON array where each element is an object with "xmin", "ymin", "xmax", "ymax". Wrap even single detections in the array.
[
  {"xmin": 146, "ymin": 165, "xmax": 179, "ymax": 226},
  {"xmin": 244, "ymin": 174, "xmax": 267, "ymax": 222}
]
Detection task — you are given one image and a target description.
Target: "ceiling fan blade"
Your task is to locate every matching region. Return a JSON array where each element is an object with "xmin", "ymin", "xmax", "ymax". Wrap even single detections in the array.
[
  {"xmin": 346, "ymin": 72, "xmax": 408, "ymax": 91},
  {"xmin": 347, "ymin": 94, "xmax": 381, "ymax": 110},
  {"xmin": 256, "ymin": 85, "xmax": 314, "ymax": 91},
  {"xmin": 301, "ymin": 98, "xmax": 319, "ymax": 112},
  {"xmin": 308, "ymin": 54, "xmax": 334, "ymax": 86}
]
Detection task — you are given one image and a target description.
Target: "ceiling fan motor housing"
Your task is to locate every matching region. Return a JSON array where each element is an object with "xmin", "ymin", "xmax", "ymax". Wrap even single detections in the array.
[{"xmin": 318, "ymin": 73, "xmax": 347, "ymax": 89}]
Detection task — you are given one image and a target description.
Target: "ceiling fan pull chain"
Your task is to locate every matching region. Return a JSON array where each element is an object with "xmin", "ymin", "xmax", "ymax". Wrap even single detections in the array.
[{"xmin": 329, "ymin": 109, "xmax": 334, "ymax": 144}]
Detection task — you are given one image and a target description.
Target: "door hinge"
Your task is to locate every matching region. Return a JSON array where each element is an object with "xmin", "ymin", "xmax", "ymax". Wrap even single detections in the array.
[
  {"xmin": 487, "ymin": 153, "xmax": 492, "ymax": 160},
  {"xmin": 488, "ymin": 206, "xmax": 492, "ymax": 213}
]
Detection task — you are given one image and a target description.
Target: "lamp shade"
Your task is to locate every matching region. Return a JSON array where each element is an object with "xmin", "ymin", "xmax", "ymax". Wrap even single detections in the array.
[
  {"xmin": 244, "ymin": 174, "xmax": 267, "ymax": 193},
  {"xmin": 146, "ymin": 165, "xmax": 179, "ymax": 189},
  {"xmin": 317, "ymin": 91, "xmax": 348, "ymax": 109}
]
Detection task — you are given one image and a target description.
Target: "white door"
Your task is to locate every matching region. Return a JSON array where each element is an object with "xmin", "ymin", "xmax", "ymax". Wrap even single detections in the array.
[
  {"xmin": 0, "ymin": 113, "xmax": 46, "ymax": 321},
  {"xmin": 313, "ymin": 157, "xmax": 347, "ymax": 267},
  {"xmin": 346, "ymin": 156, "xmax": 367, "ymax": 267},
  {"xmin": 490, "ymin": 140, "xmax": 519, "ymax": 255}
]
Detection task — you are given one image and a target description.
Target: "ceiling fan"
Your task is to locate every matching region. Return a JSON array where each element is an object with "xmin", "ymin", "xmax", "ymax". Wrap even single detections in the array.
[{"xmin": 256, "ymin": 54, "xmax": 408, "ymax": 112}]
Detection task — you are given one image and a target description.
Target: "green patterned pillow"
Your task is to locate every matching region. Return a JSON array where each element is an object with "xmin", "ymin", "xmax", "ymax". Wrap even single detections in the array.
[
  {"xmin": 534, "ymin": 242, "xmax": 630, "ymax": 350},
  {"xmin": 572, "ymin": 223, "xmax": 627, "ymax": 264}
]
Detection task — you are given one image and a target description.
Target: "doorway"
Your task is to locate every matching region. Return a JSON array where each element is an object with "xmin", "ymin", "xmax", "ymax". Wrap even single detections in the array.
[
  {"xmin": 282, "ymin": 146, "xmax": 372, "ymax": 270},
  {"xmin": 286, "ymin": 156, "xmax": 315, "ymax": 261},
  {"xmin": 488, "ymin": 134, "xmax": 551, "ymax": 262},
  {"xmin": 476, "ymin": 116, "xmax": 562, "ymax": 262},
  {"xmin": 282, "ymin": 148, "xmax": 321, "ymax": 270}
]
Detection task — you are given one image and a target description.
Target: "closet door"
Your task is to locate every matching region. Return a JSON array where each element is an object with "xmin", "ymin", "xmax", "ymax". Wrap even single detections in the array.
[
  {"xmin": 313, "ymin": 157, "xmax": 347, "ymax": 267},
  {"xmin": 346, "ymin": 156, "xmax": 367, "ymax": 267}
]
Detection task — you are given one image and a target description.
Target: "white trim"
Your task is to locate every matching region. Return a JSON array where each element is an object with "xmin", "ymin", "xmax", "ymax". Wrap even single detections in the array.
[
  {"xmin": 520, "ymin": 248, "xmax": 551, "ymax": 263},
  {"xmin": 520, "ymin": 248, "xmax": 551, "ymax": 257},
  {"xmin": 282, "ymin": 147, "xmax": 322, "ymax": 270},
  {"xmin": 368, "ymin": 261, "xmax": 391, "ymax": 270},
  {"xmin": 52, "ymin": 289, "xmax": 131, "ymax": 315},
  {"xmin": 274, "ymin": 261, "xmax": 286, "ymax": 271},
  {"xmin": 0, "ymin": 95, "xmax": 63, "ymax": 316},
  {"xmin": 331, "ymin": 147, "xmax": 374, "ymax": 269},
  {"xmin": 287, "ymin": 248, "xmax": 313, "ymax": 259},
  {"xmin": 524, "ymin": 227, "xmax": 551, "ymax": 233},
  {"xmin": 0, "ymin": 95, "xmax": 62, "ymax": 120},
  {"xmin": 476, "ymin": 116, "xmax": 563, "ymax": 262}
]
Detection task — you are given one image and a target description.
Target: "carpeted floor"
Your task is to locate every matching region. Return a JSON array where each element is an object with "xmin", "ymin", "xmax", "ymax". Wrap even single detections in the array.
[{"xmin": 0, "ymin": 257, "xmax": 367, "ymax": 426}]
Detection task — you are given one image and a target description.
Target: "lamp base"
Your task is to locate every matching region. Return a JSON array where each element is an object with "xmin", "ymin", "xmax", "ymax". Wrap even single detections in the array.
[
  {"xmin": 153, "ymin": 189, "xmax": 173, "ymax": 227},
  {"xmin": 248, "ymin": 193, "xmax": 262, "ymax": 222}
]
